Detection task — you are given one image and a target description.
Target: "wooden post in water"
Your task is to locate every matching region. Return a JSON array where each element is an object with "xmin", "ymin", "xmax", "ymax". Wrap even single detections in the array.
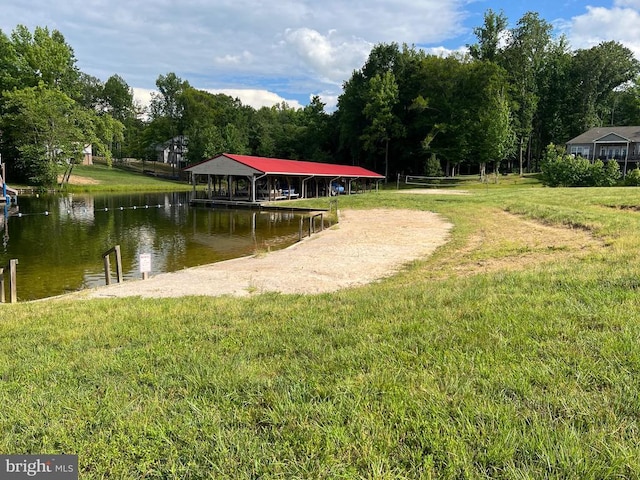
[
  {"xmin": 103, "ymin": 254, "xmax": 111, "ymax": 285},
  {"xmin": 0, "ymin": 260, "xmax": 18, "ymax": 303},
  {"xmin": 114, "ymin": 245, "xmax": 123, "ymax": 283},
  {"xmin": 102, "ymin": 245, "xmax": 123, "ymax": 286},
  {"xmin": 9, "ymin": 259, "xmax": 17, "ymax": 303}
]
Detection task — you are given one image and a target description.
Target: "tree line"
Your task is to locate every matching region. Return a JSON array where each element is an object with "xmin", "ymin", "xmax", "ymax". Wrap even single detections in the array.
[{"xmin": 1, "ymin": 10, "xmax": 639, "ymax": 186}]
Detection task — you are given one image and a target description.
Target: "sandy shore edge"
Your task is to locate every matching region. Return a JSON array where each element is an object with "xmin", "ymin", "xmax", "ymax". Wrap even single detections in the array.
[{"xmin": 68, "ymin": 208, "xmax": 453, "ymax": 299}]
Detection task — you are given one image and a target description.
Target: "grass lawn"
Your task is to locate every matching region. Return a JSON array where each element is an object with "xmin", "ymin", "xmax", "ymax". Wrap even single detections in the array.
[
  {"xmin": 66, "ymin": 162, "xmax": 193, "ymax": 192},
  {"xmin": 3, "ymin": 181, "xmax": 640, "ymax": 478},
  {"xmin": 10, "ymin": 160, "xmax": 193, "ymax": 193}
]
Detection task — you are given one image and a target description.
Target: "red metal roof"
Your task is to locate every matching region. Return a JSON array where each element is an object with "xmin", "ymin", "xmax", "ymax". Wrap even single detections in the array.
[{"xmin": 188, "ymin": 153, "xmax": 385, "ymax": 179}]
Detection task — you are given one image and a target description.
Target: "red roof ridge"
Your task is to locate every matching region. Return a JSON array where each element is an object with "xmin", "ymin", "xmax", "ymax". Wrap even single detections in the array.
[{"xmin": 209, "ymin": 153, "xmax": 384, "ymax": 178}]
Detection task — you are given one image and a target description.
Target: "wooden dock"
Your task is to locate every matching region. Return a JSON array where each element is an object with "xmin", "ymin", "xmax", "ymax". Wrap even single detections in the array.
[
  {"xmin": 189, "ymin": 198, "xmax": 327, "ymax": 212},
  {"xmin": 0, "ymin": 185, "xmax": 18, "ymax": 205}
]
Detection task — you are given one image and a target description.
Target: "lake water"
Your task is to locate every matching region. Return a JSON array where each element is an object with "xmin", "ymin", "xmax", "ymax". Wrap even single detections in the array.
[{"xmin": 0, "ymin": 192, "xmax": 306, "ymax": 301}]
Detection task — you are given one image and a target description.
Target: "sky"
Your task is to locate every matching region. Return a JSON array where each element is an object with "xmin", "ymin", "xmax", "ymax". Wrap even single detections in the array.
[{"xmin": 3, "ymin": 0, "xmax": 640, "ymax": 112}]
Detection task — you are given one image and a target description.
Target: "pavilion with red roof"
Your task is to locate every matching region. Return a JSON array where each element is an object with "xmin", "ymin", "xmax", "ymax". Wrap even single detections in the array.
[{"xmin": 184, "ymin": 153, "xmax": 385, "ymax": 205}]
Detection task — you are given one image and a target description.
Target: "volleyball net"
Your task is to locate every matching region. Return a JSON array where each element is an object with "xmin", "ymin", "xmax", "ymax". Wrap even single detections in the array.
[{"xmin": 403, "ymin": 175, "xmax": 476, "ymax": 187}]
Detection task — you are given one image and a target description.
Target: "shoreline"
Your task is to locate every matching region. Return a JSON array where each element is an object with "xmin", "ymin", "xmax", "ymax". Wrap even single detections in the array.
[{"xmin": 68, "ymin": 208, "xmax": 453, "ymax": 299}]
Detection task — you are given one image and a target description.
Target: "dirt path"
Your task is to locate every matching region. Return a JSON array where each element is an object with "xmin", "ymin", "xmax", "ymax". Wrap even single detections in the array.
[{"xmin": 78, "ymin": 209, "xmax": 453, "ymax": 299}]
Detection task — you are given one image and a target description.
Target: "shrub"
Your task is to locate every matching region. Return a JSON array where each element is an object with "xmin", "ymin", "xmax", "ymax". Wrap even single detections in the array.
[
  {"xmin": 625, "ymin": 168, "xmax": 640, "ymax": 186},
  {"xmin": 541, "ymin": 144, "xmax": 621, "ymax": 187},
  {"xmin": 602, "ymin": 159, "xmax": 621, "ymax": 186},
  {"xmin": 424, "ymin": 154, "xmax": 444, "ymax": 177},
  {"xmin": 541, "ymin": 144, "xmax": 589, "ymax": 186}
]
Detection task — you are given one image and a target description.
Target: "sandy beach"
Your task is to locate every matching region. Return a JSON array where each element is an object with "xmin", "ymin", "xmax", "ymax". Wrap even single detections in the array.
[{"xmin": 75, "ymin": 208, "xmax": 453, "ymax": 299}]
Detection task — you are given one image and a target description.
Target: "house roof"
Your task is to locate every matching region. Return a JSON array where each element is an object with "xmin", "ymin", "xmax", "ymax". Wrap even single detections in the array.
[
  {"xmin": 567, "ymin": 127, "xmax": 640, "ymax": 144},
  {"xmin": 184, "ymin": 153, "xmax": 385, "ymax": 179},
  {"xmin": 155, "ymin": 135, "xmax": 188, "ymax": 152}
]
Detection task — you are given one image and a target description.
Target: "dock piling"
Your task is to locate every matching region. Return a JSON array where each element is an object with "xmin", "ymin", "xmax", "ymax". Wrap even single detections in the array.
[
  {"xmin": 0, "ymin": 259, "xmax": 18, "ymax": 303},
  {"xmin": 102, "ymin": 245, "xmax": 123, "ymax": 285}
]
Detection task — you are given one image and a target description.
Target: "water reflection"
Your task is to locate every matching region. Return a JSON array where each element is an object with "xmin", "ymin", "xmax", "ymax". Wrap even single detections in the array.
[
  {"xmin": 1, "ymin": 201, "xmax": 21, "ymax": 249},
  {"xmin": 0, "ymin": 192, "xmax": 304, "ymax": 300}
]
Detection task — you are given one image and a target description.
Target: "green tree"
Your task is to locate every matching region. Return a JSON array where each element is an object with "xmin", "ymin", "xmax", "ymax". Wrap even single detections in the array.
[
  {"xmin": 92, "ymin": 113, "xmax": 124, "ymax": 168},
  {"xmin": 2, "ymin": 85, "xmax": 94, "ymax": 185},
  {"xmin": 500, "ymin": 12, "xmax": 553, "ymax": 175},
  {"xmin": 148, "ymin": 72, "xmax": 190, "ymax": 142},
  {"xmin": 362, "ymin": 70, "xmax": 404, "ymax": 181},
  {"xmin": 186, "ymin": 121, "xmax": 224, "ymax": 161},
  {"xmin": 101, "ymin": 74, "xmax": 135, "ymax": 122},
  {"xmin": 468, "ymin": 9, "xmax": 508, "ymax": 63},
  {"xmin": 533, "ymin": 36, "xmax": 573, "ymax": 157},
  {"xmin": 75, "ymin": 72, "xmax": 104, "ymax": 110},
  {"xmin": 458, "ymin": 61, "xmax": 514, "ymax": 177},
  {"xmin": 337, "ymin": 43, "xmax": 403, "ymax": 170},
  {"xmin": 180, "ymin": 88, "xmax": 250, "ymax": 163},
  {"xmin": 567, "ymin": 41, "xmax": 640, "ymax": 134},
  {"xmin": 424, "ymin": 154, "xmax": 443, "ymax": 177},
  {"xmin": 409, "ymin": 54, "xmax": 476, "ymax": 176},
  {"xmin": 249, "ymin": 107, "xmax": 279, "ymax": 158},
  {"xmin": 609, "ymin": 79, "xmax": 640, "ymax": 126},
  {"xmin": 476, "ymin": 87, "xmax": 514, "ymax": 178},
  {"xmin": 299, "ymin": 96, "xmax": 332, "ymax": 162},
  {"xmin": 0, "ymin": 29, "xmax": 19, "ymax": 93},
  {"xmin": 248, "ymin": 103, "xmax": 307, "ymax": 160},
  {"xmin": 9, "ymin": 25, "xmax": 79, "ymax": 94}
]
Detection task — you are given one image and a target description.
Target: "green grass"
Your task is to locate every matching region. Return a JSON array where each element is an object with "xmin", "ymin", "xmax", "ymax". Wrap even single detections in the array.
[
  {"xmin": 4, "ymin": 185, "xmax": 640, "ymax": 477},
  {"xmin": 390, "ymin": 173, "xmax": 544, "ymax": 192},
  {"xmin": 10, "ymin": 160, "xmax": 192, "ymax": 192},
  {"xmin": 65, "ymin": 162, "xmax": 192, "ymax": 192}
]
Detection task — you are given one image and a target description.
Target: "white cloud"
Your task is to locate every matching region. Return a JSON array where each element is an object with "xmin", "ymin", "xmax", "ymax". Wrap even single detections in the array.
[
  {"xmin": 214, "ymin": 51, "xmax": 254, "ymax": 66},
  {"xmin": 614, "ymin": 0, "xmax": 640, "ymax": 7},
  {"xmin": 133, "ymin": 86, "xmax": 303, "ymax": 113},
  {"xmin": 132, "ymin": 88, "xmax": 155, "ymax": 111},
  {"xmin": 316, "ymin": 93, "xmax": 339, "ymax": 112},
  {"xmin": 422, "ymin": 46, "xmax": 470, "ymax": 58},
  {"xmin": 282, "ymin": 28, "xmax": 372, "ymax": 85},
  {"xmin": 205, "ymin": 89, "xmax": 303, "ymax": 109},
  {"xmin": 1, "ymin": 0, "xmax": 469, "ymax": 106},
  {"xmin": 569, "ymin": 5, "xmax": 640, "ymax": 57}
]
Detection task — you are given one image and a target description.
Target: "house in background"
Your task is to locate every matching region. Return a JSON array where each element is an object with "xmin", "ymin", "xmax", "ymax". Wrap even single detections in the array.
[
  {"xmin": 155, "ymin": 135, "xmax": 188, "ymax": 168},
  {"xmin": 566, "ymin": 126, "xmax": 640, "ymax": 175}
]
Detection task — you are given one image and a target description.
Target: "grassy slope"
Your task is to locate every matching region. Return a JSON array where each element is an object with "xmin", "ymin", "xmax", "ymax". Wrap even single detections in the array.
[
  {"xmin": 9, "ymin": 161, "xmax": 193, "ymax": 192},
  {"xmin": 3, "ymin": 178, "xmax": 640, "ymax": 478},
  {"xmin": 67, "ymin": 162, "xmax": 193, "ymax": 192}
]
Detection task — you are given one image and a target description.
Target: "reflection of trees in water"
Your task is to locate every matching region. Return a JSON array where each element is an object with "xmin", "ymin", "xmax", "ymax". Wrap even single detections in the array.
[
  {"xmin": 2, "ymin": 205, "xmax": 20, "ymax": 251},
  {"xmin": 58, "ymin": 194, "xmax": 95, "ymax": 224},
  {"xmin": 4, "ymin": 192, "xmax": 306, "ymax": 299}
]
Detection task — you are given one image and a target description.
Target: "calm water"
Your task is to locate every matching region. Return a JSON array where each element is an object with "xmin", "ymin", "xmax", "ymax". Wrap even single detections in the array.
[{"xmin": 0, "ymin": 192, "xmax": 305, "ymax": 301}]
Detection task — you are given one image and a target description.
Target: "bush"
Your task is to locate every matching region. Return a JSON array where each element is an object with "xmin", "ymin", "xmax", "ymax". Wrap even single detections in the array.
[
  {"xmin": 625, "ymin": 168, "xmax": 640, "ymax": 186},
  {"xmin": 602, "ymin": 159, "xmax": 621, "ymax": 186},
  {"xmin": 541, "ymin": 144, "xmax": 620, "ymax": 187},
  {"xmin": 541, "ymin": 144, "xmax": 589, "ymax": 186},
  {"xmin": 424, "ymin": 154, "xmax": 444, "ymax": 177}
]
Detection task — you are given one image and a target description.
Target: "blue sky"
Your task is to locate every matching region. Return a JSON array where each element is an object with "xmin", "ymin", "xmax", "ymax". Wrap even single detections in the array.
[{"xmin": 3, "ymin": 0, "xmax": 640, "ymax": 111}]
